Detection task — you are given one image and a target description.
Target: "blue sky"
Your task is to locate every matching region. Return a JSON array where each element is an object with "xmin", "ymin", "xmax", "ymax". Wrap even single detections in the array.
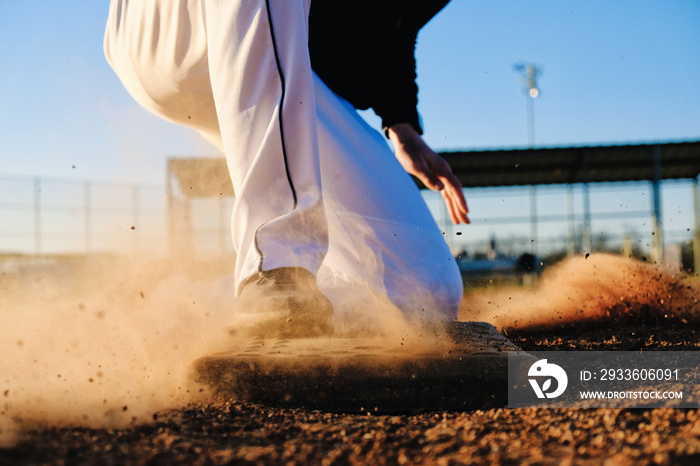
[
  {"xmin": 1, "ymin": 0, "xmax": 698, "ymax": 184},
  {"xmin": 416, "ymin": 0, "xmax": 700, "ymax": 149},
  {"xmin": 0, "ymin": 1, "xmax": 699, "ymax": 257}
]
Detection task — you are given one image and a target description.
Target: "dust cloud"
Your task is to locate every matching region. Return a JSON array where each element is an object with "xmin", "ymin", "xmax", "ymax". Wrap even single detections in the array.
[
  {"xmin": 0, "ymin": 252, "xmax": 446, "ymax": 446},
  {"xmin": 0, "ymin": 256, "xmax": 235, "ymax": 446},
  {"xmin": 2, "ymin": 252, "xmax": 697, "ymax": 445},
  {"xmin": 460, "ymin": 253, "xmax": 700, "ymax": 330}
]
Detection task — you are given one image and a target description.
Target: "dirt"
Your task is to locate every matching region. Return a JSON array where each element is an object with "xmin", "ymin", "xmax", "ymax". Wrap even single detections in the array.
[
  {"xmin": 2, "ymin": 255, "xmax": 700, "ymax": 465},
  {"xmin": 4, "ymin": 399, "xmax": 700, "ymax": 465},
  {"xmin": 2, "ymin": 318, "xmax": 699, "ymax": 465}
]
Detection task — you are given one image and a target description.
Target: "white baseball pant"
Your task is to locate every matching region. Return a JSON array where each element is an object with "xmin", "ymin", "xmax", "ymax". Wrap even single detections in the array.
[{"xmin": 104, "ymin": 0, "xmax": 463, "ymax": 319}]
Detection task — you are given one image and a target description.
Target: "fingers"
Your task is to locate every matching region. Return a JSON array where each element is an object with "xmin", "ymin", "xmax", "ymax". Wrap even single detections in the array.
[
  {"xmin": 448, "ymin": 182, "xmax": 469, "ymax": 221},
  {"xmin": 435, "ymin": 162, "xmax": 469, "ymax": 224},
  {"xmin": 387, "ymin": 125, "xmax": 470, "ymax": 224},
  {"xmin": 424, "ymin": 156, "xmax": 469, "ymax": 225},
  {"xmin": 413, "ymin": 160, "xmax": 445, "ymax": 191},
  {"xmin": 441, "ymin": 190, "xmax": 459, "ymax": 224},
  {"xmin": 442, "ymin": 187, "xmax": 470, "ymax": 224}
]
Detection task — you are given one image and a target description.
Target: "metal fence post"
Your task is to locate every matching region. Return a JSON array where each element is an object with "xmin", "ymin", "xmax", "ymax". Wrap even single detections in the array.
[
  {"xmin": 84, "ymin": 180, "xmax": 92, "ymax": 253},
  {"xmin": 529, "ymin": 185, "xmax": 538, "ymax": 254},
  {"xmin": 33, "ymin": 176, "xmax": 41, "ymax": 255},
  {"xmin": 581, "ymin": 183, "xmax": 592, "ymax": 254},
  {"xmin": 693, "ymin": 177, "xmax": 700, "ymax": 275},
  {"xmin": 133, "ymin": 183, "xmax": 140, "ymax": 254},
  {"xmin": 581, "ymin": 152, "xmax": 592, "ymax": 255},
  {"xmin": 651, "ymin": 145, "xmax": 664, "ymax": 264},
  {"xmin": 566, "ymin": 184, "xmax": 575, "ymax": 256}
]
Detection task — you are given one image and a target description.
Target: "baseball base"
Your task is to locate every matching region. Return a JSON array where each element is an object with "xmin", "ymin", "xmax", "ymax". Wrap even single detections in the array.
[{"xmin": 192, "ymin": 321, "xmax": 528, "ymax": 412}]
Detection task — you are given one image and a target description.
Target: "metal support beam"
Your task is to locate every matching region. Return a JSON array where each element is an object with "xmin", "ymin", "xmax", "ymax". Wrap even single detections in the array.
[
  {"xmin": 132, "ymin": 184, "xmax": 140, "ymax": 255},
  {"xmin": 582, "ymin": 183, "xmax": 591, "ymax": 254},
  {"xmin": 33, "ymin": 177, "xmax": 41, "ymax": 255},
  {"xmin": 651, "ymin": 145, "xmax": 664, "ymax": 264},
  {"xmin": 567, "ymin": 184, "xmax": 575, "ymax": 256},
  {"xmin": 84, "ymin": 181, "xmax": 92, "ymax": 254},
  {"xmin": 529, "ymin": 185, "xmax": 538, "ymax": 254},
  {"xmin": 694, "ymin": 177, "xmax": 700, "ymax": 275},
  {"xmin": 581, "ymin": 151, "xmax": 592, "ymax": 254}
]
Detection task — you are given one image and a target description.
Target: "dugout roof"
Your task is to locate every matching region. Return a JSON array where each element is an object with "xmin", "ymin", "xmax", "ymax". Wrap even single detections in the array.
[
  {"xmin": 168, "ymin": 141, "xmax": 700, "ymax": 197},
  {"xmin": 440, "ymin": 141, "xmax": 700, "ymax": 189}
]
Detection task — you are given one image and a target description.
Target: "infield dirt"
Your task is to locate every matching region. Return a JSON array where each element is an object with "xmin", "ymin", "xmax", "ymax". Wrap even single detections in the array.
[{"xmin": 1, "ymin": 253, "xmax": 699, "ymax": 464}]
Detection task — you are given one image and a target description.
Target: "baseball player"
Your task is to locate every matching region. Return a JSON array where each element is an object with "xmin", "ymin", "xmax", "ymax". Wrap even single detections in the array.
[{"xmin": 104, "ymin": 0, "xmax": 468, "ymax": 338}]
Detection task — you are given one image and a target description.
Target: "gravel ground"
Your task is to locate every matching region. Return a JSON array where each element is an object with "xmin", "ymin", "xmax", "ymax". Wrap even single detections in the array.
[
  {"xmin": 2, "ymin": 255, "xmax": 699, "ymax": 465},
  {"xmin": 2, "ymin": 318, "xmax": 699, "ymax": 466}
]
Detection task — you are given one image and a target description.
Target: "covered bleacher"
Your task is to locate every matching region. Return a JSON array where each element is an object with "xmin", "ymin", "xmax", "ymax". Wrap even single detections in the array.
[{"xmin": 438, "ymin": 141, "xmax": 700, "ymax": 265}]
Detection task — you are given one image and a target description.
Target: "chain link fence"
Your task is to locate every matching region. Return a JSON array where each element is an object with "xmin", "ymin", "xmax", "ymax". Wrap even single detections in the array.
[{"xmin": 1, "ymin": 173, "xmax": 697, "ymax": 271}]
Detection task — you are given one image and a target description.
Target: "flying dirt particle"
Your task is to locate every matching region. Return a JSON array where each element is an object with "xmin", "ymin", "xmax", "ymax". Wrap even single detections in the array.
[
  {"xmin": 456, "ymin": 232, "xmax": 462, "ymax": 236},
  {"xmin": 3, "ymin": 390, "xmax": 8, "ymax": 397},
  {"xmin": 122, "ymin": 406, "xmax": 128, "ymax": 412},
  {"xmin": 16, "ymin": 340, "xmax": 23, "ymax": 347},
  {"xmin": 585, "ymin": 253, "xmax": 590, "ymax": 259},
  {"xmin": 139, "ymin": 291, "xmax": 145, "ymax": 299},
  {"xmin": 96, "ymin": 311, "xmax": 105, "ymax": 319}
]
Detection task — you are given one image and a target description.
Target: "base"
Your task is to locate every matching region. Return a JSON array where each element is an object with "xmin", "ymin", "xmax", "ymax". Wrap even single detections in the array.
[{"xmin": 192, "ymin": 321, "xmax": 528, "ymax": 412}]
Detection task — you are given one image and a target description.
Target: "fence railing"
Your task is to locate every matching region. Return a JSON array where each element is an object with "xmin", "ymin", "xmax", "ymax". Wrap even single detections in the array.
[
  {"xmin": 1, "ymin": 174, "xmax": 698, "ymax": 271},
  {"xmin": 425, "ymin": 180, "xmax": 699, "ymax": 269},
  {"xmin": 0, "ymin": 174, "xmax": 166, "ymax": 256}
]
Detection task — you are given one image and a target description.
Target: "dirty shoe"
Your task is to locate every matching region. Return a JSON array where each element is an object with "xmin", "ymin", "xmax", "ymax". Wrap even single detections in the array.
[{"xmin": 235, "ymin": 267, "xmax": 334, "ymax": 339}]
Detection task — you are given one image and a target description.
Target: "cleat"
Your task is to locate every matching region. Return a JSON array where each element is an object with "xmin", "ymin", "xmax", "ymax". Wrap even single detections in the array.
[{"xmin": 233, "ymin": 267, "xmax": 333, "ymax": 339}]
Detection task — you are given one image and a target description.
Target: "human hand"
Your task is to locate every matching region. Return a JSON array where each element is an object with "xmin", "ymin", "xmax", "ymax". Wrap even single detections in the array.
[{"xmin": 387, "ymin": 123, "xmax": 469, "ymax": 224}]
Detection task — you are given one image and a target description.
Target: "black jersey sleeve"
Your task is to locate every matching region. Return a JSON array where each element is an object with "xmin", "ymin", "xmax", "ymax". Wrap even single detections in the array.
[{"xmin": 309, "ymin": 0, "xmax": 450, "ymax": 136}]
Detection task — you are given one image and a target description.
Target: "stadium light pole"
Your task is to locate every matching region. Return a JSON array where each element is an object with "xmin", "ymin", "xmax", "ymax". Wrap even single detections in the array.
[{"xmin": 513, "ymin": 63, "xmax": 542, "ymax": 148}]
